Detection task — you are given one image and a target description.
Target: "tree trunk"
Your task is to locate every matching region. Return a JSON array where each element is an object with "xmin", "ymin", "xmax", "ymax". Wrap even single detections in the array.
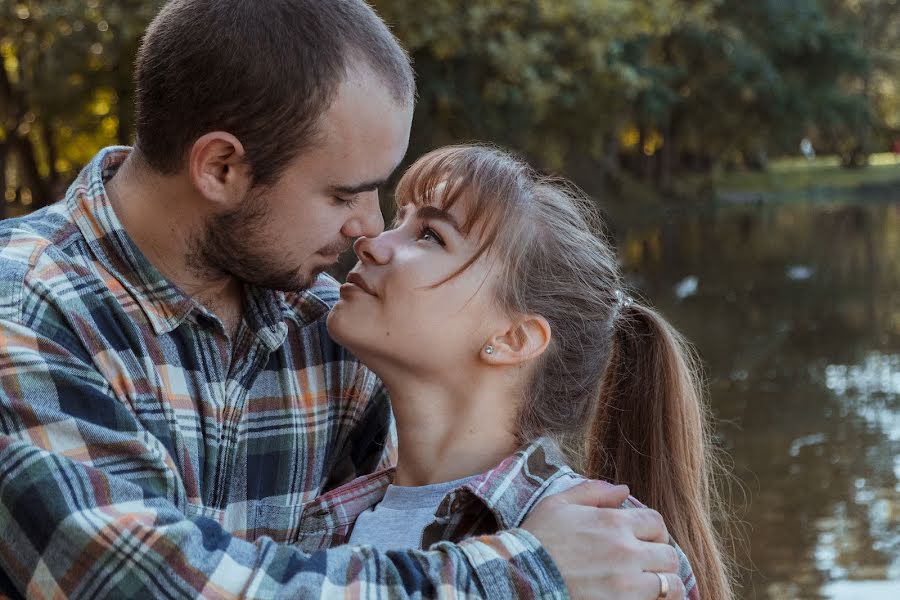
[
  {"xmin": 0, "ymin": 143, "xmax": 7, "ymax": 220},
  {"xmin": 0, "ymin": 50, "xmax": 52, "ymax": 210},
  {"xmin": 657, "ymin": 117, "xmax": 674, "ymax": 195},
  {"xmin": 41, "ymin": 123, "xmax": 60, "ymax": 195},
  {"xmin": 116, "ymin": 78, "xmax": 134, "ymax": 146},
  {"xmin": 12, "ymin": 135, "xmax": 52, "ymax": 209}
]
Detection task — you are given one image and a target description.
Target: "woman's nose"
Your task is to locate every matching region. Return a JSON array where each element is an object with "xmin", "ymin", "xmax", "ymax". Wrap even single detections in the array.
[{"xmin": 353, "ymin": 233, "xmax": 392, "ymax": 265}]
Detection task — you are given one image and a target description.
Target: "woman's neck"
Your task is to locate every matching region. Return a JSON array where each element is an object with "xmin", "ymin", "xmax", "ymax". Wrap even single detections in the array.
[{"xmin": 380, "ymin": 372, "xmax": 520, "ymax": 487}]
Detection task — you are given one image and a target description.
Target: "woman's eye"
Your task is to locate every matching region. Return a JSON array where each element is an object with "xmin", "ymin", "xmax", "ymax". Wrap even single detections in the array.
[{"xmin": 419, "ymin": 226, "xmax": 445, "ymax": 246}]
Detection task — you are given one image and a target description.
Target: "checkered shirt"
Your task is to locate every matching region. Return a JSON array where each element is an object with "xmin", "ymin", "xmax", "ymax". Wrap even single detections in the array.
[
  {"xmin": 292, "ymin": 436, "xmax": 698, "ymax": 599},
  {"xmin": 0, "ymin": 147, "xmax": 566, "ymax": 599}
]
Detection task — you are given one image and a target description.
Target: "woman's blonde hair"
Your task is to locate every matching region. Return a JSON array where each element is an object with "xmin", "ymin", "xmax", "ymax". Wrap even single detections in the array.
[{"xmin": 395, "ymin": 144, "xmax": 735, "ymax": 600}]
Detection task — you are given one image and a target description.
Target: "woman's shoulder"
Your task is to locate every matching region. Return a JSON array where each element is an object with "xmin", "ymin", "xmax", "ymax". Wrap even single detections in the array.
[
  {"xmin": 536, "ymin": 474, "xmax": 699, "ymax": 600},
  {"xmin": 539, "ymin": 471, "xmax": 588, "ymax": 497}
]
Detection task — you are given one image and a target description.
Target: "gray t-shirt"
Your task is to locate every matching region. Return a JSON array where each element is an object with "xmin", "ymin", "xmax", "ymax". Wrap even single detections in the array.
[{"xmin": 348, "ymin": 474, "xmax": 479, "ymax": 550}]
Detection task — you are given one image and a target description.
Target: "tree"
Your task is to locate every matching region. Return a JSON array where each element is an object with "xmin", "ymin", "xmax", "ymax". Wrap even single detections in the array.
[
  {"xmin": 619, "ymin": 0, "xmax": 870, "ymax": 188},
  {"xmin": 0, "ymin": 0, "xmax": 161, "ymax": 211},
  {"xmin": 373, "ymin": 0, "xmax": 713, "ymax": 174}
]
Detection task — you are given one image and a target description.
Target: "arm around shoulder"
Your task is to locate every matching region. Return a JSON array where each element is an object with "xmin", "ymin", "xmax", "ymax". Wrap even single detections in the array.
[{"xmin": 0, "ymin": 315, "xmax": 562, "ymax": 599}]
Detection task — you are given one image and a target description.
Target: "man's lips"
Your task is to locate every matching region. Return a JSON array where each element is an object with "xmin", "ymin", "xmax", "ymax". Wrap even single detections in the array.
[
  {"xmin": 345, "ymin": 272, "xmax": 377, "ymax": 296},
  {"xmin": 319, "ymin": 243, "xmax": 351, "ymax": 261}
]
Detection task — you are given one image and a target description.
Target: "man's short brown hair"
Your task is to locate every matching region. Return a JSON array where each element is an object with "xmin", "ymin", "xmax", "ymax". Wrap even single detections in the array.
[{"xmin": 134, "ymin": 0, "xmax": 414, "ymax": 186}]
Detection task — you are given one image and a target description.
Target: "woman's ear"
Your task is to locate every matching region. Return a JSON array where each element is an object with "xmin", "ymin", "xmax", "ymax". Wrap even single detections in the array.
[
  {"xmin": 188, "ymin": 132, "xmax": 251, "ymax": 207},
  {"xmin": 480, "ymin": 314, "xmax": 551, "ymax": 366}
]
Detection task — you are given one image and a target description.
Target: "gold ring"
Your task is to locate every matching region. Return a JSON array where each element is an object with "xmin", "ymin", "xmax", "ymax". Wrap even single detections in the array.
[{"xmin": 656, "ymin": 572, "xmax": 670, "ymax": 599}]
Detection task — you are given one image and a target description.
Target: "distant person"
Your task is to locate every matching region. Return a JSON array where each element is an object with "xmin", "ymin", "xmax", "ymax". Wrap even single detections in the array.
[
  {"xmin": 0, "ymin": 1, "xmax": 686, "ymax": 598},
  {"xmin": 800, "ymin": 138, "xmax": 816, "ymax": 161},
  {"xmin": 891, "ymin": 138, "xmax": 900, "ymax": 162}
]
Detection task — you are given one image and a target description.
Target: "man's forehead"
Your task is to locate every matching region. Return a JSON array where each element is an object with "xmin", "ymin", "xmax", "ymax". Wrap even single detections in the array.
[{"xmin": 313, "ymin": 108, "xmax": 410, "ymax": 189}]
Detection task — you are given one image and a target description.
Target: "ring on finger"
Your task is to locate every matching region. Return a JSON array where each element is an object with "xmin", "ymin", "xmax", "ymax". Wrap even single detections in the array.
[{"xmin": 655, "ymin": 572, "xmax": 670, "ymax": 599}]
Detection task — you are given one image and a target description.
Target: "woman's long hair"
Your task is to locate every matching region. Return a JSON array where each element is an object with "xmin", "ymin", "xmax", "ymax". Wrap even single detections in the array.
[{"xmin": 395, "ymin": 144, "xmax": 735, "ymax": 600}]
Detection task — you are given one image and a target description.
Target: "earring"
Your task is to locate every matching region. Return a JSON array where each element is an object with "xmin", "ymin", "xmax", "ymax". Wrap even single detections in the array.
[{"xmin": 484, "ymin": 346, "xmax": 495, "ymax": 355}]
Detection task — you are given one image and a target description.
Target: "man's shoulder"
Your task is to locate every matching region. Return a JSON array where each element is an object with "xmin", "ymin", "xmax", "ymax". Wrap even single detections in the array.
[
  {"xmin": 0, "ymin": 202, "xmax": 77, "ymax": 258},
  {"xmin": 281, "ymin": 273, "xmax": 342, "ymax": 325},
  {"xmin": 0, "ymin": 203, "xmax": 88, "ymax": 320},
  {"xmin": 307, "ymin": 273, "xmax": 342, "ymax": 308}
]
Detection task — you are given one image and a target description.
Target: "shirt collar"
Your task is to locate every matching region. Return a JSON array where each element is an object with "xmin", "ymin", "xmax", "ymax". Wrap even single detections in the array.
[
  {"xmin": 68, "ymin": 146, "xmax": 290, "ymax": 343},
  {"xmin": 454, "ymin": 436, "xmax": 574, "ymax": 530},
  {"xmin": 304, "ymin": 436, "xmax": 573, "ymax": 538}
]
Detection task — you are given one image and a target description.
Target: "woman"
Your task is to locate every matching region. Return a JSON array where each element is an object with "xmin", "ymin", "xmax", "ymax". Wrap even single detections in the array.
[{"xmin": 303, "ymin": 145, "xmax": 732, "ymax": 599}]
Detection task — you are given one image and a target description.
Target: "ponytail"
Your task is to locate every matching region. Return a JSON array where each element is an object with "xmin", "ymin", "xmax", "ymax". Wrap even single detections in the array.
[{"xmin": 588, "ymin": 302, "xmax": 734, "ymax": 600}]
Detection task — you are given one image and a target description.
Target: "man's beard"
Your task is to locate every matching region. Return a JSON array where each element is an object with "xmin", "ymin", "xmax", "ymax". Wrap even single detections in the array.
[{"xmin": 188, "ymin": 192, "xmax": 331, "ymax": 293}]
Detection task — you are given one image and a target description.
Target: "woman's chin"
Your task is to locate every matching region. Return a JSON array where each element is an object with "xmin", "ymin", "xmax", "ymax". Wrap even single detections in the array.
[
  {"xmin": 327, "ymin": 304, "xmax": 366, "ymax": 352},
  {"xmin": 325, "ymin": 303, "xmax": 351, "ymax": 344}
]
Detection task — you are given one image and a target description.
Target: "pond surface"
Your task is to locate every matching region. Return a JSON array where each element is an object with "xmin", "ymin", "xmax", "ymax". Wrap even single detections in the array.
[{"xmin": 612, "ymin": 197, "xmax": 900, "ymax": 599}]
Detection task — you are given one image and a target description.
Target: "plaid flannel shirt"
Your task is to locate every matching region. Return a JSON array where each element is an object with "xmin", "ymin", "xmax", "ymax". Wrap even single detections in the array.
[
  {"xmin": 292, "ymin": 436, "xmax": 698, "ymax": 599},
  {"xmin": 0, "ymin": 147, "xmax": 566, "ymax": 599}
]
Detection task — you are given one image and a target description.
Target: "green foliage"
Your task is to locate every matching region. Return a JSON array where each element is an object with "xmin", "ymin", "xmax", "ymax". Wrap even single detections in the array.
[
  {"xmin": 375, "ymin": 0, "xmax": 712, "ymax": 169},
  {"xmin": 1, "ymin": 0, "xmax": 898, "ymax": 214},
  {"xmin": 0, "ymin": 0, "xmax": 162, "ymax": 210}
]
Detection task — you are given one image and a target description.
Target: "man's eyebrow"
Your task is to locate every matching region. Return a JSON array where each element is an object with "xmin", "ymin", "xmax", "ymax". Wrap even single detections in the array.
[{"xmin": 330, "ymin": 178, "xmax": 388, "ymax": 195}]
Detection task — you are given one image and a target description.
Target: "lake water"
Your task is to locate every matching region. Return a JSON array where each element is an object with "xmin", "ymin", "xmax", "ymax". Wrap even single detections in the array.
[
  {"xmin": 612, "ymin": 197, "xmax": 900, "ymax": 599},
  {"xmin": 7, "ymin": 173, "xmax": 897, "ymax": 597}
]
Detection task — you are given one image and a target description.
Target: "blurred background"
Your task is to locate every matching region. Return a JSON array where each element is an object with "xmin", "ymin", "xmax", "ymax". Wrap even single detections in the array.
[{"xmin": 1, "ymin": 1, "xmax": 898, "ymax": 598}]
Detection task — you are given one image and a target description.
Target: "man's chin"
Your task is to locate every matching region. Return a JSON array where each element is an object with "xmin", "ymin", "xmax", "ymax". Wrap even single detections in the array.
[{"xmin": 244, "ymin": 270, "xmax": 318, "ymax": 294}]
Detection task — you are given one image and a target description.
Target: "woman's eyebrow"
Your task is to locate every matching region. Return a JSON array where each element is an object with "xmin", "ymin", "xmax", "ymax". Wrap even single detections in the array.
[{"xmin": 416, "ymin": 205, "xmax": 461, "ymax": 232}]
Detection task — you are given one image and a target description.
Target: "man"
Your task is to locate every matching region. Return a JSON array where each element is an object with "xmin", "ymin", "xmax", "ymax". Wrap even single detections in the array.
[{"xmin": 0, "ymin": 1, "xmax": 684, "ymax": 598}]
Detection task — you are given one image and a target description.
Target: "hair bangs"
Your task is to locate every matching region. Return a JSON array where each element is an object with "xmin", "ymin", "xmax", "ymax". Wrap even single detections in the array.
[{"xmin": 394, "ymin": 145, "xmax": 527, "ymax": 284}]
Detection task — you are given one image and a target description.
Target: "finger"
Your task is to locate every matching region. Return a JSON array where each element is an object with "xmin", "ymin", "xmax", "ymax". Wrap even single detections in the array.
[
  {"xmin": 552, "ymin": 480, "xmax": 630, "ymax": 508},
  {"xmin": 636, "ymin": 540, "xmax": 680, "ymax": 573},
  {"xmin": 623, "ymin": 508, "xmax": 669, "ymax": 543},
  {"xmin": 639, "ymin": 572, "xmax": 686, "ymax": 600}
]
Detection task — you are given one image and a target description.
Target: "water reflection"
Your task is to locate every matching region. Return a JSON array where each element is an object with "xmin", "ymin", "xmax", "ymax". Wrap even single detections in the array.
[{"xmin": 614, "ymin": 200, "xmax": 900, "ymax": 599}]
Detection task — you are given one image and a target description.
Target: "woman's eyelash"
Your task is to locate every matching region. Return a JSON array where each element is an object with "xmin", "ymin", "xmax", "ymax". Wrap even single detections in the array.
[
  {"xmin": 418, "ymin": 225, "xmax": 445, "ymax": 246},
  {"xmin": 386, "ymin": 214, "xmax": 445, "ymax": 246}
]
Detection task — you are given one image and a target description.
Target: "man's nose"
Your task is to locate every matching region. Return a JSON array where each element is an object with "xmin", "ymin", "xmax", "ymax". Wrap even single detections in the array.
[{"xmin": 342, "ymin": 192, "xmax": 385, "ymax": 239}]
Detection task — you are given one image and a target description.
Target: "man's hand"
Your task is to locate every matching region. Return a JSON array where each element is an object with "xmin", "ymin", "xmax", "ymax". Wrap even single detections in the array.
[{"xmin": 522, "ymin": 481, "xmax": 685, "ymax": 600}]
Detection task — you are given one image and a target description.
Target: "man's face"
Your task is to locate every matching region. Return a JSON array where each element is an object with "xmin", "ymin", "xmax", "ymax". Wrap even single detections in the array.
[{"xmin": 196, "ymin": 69, "xmax": 413, "ymax": 292}]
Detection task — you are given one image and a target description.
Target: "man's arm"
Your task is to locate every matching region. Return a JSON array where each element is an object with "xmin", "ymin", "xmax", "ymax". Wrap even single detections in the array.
[
  {"xmin": 0, "ymin": 254, "xmax": 685, "ymax": 600},
  {"xmin": 0, "ymin": 439, "xmax": 555, "ymax": 599},
  {"xmin": 0, "ymin": 316, "xmax": 563, "ymax": 599}
]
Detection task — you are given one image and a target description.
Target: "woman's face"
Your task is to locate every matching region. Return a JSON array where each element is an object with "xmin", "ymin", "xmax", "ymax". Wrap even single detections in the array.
[{"xmin": 326, "ymin": 196, "xmax": 507, "ymax": 376}]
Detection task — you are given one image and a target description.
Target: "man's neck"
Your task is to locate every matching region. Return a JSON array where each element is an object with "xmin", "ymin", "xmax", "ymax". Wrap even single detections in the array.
[
  {"xmin": 104, "ymin": 152, "xmax": 244, "ymax": 330},
  {"xmin": 379, "ymin": 369, "xmax": 520, "ymax": 487}
]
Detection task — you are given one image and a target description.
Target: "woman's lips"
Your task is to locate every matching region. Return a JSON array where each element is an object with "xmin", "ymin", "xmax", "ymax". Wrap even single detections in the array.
[{"xmin": 345, "ymin": 272, "xmax": 377, "ymax": 296}]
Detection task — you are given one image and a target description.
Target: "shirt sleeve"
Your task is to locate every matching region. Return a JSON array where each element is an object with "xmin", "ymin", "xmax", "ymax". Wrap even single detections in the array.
[{"xmin": 0, "ymin": 317, "xmax": 566, "ymax": 599}]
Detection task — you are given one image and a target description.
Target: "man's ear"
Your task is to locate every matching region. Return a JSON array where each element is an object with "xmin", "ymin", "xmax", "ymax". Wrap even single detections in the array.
[
  {"xmin": 188, "ymin": 132, "xmax": 251, "ymax": 207},
  {"xmin": 480, "ymin": 314, "xmax": 551, "ymax": 366}
]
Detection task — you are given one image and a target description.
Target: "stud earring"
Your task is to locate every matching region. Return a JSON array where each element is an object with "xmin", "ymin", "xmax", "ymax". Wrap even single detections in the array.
[{"xmin": 484, "ymin": 346, "xmax": 495, "ymax": 355}]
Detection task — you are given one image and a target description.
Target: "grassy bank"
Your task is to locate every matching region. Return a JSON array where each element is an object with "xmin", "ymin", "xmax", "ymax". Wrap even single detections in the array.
[{"xmin": 712, "ymin": 152, "xmax": 900, "ymax": 197}]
